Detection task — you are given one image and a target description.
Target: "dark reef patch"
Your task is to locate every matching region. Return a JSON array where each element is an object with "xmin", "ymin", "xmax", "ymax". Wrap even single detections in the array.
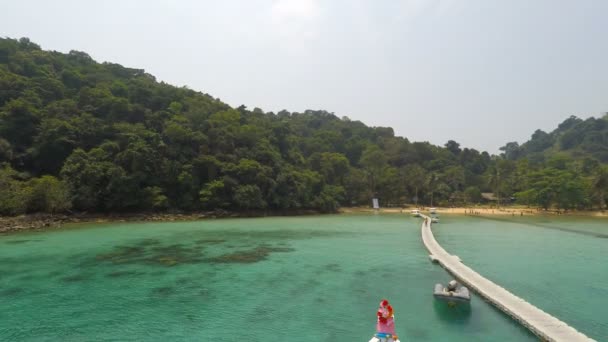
[
  {"xmin": 135, "ymin": 238, "xmax": 162, "ymax": 247},
  {"xmin": 208, "ymin": 246, "xmax": 294, "ymax": 264},
  {"xmin": 61, "ymin": 273, "xmax": 92, "ymax": 283},
  {"xmin": 289, "ymin": 278, "xmax": 321, "ymax": 295},
  {"xmin": 106, "ymin": 270, "xmax": 141, "ymax": 278},
  {"xmin": 148, "ymin": 270, "xmax": 168, "ymax": 277},
  {"xmin": 96, "ymin": 246, "xmax": 146, "ymax": 265},
  {"xmin": 4, "ymin": 239, "xmax": 39, "ymax": 245},
  {"xmin": 0, "ymin": 256, "xmax": 17, "ymax": 264},
  {"xmin": 0, "ymin": 287, "xmax": 24, "ymax": 296},
  {"xmin": 353, "ymin": 270, "xmax": 366, "ymax": 277},
  {"xmin": 148, "ymin": 244, "xmax": 205, "ymax": 266},
  {"xmin": 186, "ymin": 229, "xmax": 347, "ymax": 243},
  {"xmin": 354, "ymin": 287, "xmax": 367, "ymax": 295},
  {"xmin": 94, "ymin": 241, "xmax": 206, "ymax": 268},
  {"xmin": 247, "ymin": 305, "xmax": 274, "ymax": 323},
  {"xmin": 323, "ymin": 263, "xmax": 341, "ymax": 272},
  {"xmin": 16, "ymin": 273, "xmax": 39, "ymax": 281},
  {"xmin": 197, "ymin": 288, "xmax": 210, "ymax": 298},
  {"xmin": 175, "ymin": 277, "xmax": 194, "ymax": 285},
  {"xmin": 151, "ymin": 286, "xmax": 174, "ymax": 297},
  {"xmin": 47, "ymin": 270, "xmax": 63, "ymax": 277},
  {"xmin": 62, "ymin": 234, "xmax": 297, "ymax": 280},
  {"xmin": 194, "ymin": 238, "xmax": 226, "ymax": 245}
]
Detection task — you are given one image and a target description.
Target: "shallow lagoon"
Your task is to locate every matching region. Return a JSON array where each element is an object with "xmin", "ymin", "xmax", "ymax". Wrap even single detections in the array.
[
  {"xmin": 434, "ymin": 215, "xmax": 608, "ymax": 340},
  {"xmin": 1, "ymin": 214, "xmax": 601, "ymax": 341}
]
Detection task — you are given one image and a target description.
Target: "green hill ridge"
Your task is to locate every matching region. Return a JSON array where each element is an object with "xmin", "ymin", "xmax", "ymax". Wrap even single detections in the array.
[{"xmin": 0, "ymin": 37, "xmax": 606, "ymax": 214}]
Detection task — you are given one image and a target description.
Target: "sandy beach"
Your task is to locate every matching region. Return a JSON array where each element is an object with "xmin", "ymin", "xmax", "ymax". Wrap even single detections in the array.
[{"xmin": 340, "ymin": 206, "xmax": 608, "ymax": 217}]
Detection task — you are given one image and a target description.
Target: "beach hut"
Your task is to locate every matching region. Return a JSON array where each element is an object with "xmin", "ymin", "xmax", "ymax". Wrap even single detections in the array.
[{"xmin": 480, "ymin": 192, "xmax": 498, "ymax": 203}]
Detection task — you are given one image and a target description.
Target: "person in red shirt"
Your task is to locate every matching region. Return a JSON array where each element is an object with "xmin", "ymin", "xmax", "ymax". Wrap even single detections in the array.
[{"xmin": 376, "ymin": 299, "xmax": 397, "ymax": 339}]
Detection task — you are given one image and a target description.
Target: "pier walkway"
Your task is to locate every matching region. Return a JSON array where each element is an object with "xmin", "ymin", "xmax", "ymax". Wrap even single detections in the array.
[{"xmin": 420, "ymin": 214, "xmax": 595, "ymax": 342}]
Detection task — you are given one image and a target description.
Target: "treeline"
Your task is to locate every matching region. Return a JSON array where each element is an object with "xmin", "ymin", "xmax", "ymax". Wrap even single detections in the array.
[
  {"xmin": 0, "ymin": 37, "xmax": 607, "ymax": 215},
  {"xmin": 497, "ymin": 114, "xmax": 608, "ymax": 210},
  {"xmin": 500, "ymin": 114, "xmax": 608, "ymax": 163},
  {"xmin": 484, "ymin": 157, "xmax": 607, "ymax": 210}
]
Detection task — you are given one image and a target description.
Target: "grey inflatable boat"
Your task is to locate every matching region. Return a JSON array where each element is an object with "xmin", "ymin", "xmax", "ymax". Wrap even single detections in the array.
[{"xmin": 433, "ymin": 280, "xmax": 470, "ymax": 304}]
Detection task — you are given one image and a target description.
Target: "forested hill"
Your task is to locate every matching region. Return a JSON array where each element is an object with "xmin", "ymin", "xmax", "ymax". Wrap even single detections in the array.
[
  {"xmin": 500, "ymin": 115, "xmax": 608, "ymax": 163},
  {"xmin": 0, "ymin": 37, "xmax": 606, "ymax": 215}
]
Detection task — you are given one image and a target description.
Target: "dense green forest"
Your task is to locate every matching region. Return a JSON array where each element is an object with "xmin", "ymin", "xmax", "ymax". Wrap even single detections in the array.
[
  {"xmin": 0, "ymin": 37, "xmax": 607, "ymax": 215},
  {"xmin": 500, "ymin": 114, "xmax": 608, "ymax": 163}
]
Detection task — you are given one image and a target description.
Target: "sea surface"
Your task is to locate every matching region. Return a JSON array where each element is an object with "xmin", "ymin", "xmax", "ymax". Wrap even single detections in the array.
[
  {"xmin": 0, "ymin": 213, "xmax": 604, "ymax": 341},
  {"xmin": 434, "ymin": 214, "xmax": 608, "ymax": 341}
]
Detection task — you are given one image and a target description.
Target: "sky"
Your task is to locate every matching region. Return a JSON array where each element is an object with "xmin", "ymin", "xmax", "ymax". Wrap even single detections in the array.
[{"xmin": 2, "ymin": 0, "xmax": 608, "ymax": 153}]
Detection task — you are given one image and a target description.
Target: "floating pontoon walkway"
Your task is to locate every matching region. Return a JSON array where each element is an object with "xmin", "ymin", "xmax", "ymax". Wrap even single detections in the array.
[{"xmin": 419, "ymin": 214, "xmax": 595, "ymax": 342}]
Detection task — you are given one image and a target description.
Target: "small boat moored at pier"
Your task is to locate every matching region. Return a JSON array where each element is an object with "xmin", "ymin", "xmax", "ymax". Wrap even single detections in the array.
[
  {"xmin": 434, "ymin": 280, "xmax": 470, "ymax": 306},
  {"xmin": 410, "ymin": 209, "xmax": 420, "ymax": 217}
]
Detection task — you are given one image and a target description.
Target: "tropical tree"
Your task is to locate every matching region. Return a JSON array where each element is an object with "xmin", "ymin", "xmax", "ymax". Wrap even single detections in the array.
[
  {"xmin": 402, "ymin": 164, "xmax": 426, "ymax": 206},
  {"xmin": 26, "ymin": 175, "xmax": 71, "ymax": 213},
  {"xmin": 233, "ymin": 184, "xmax": 266, "ymax": 210},
  {"xmin": 464, "ymin": 186, "xmax": 482, "ymax": 204},
  {"xmin": 359, "ymin": 145, "xmax": 387, "ymax": 197},
  {"xmin": 591, "ymin": 166, "xmax": 608, "ymax": 210}
]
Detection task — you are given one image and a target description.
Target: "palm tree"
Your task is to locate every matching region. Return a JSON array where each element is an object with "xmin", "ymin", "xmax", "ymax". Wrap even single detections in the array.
[
  {"xmin": 427, "ymin": 172, "xmax": 438, "ymax": 207},
  {"xmin": 592, "ymin": 166, "xmax": 608, "ymax": 210},
  {"xmin": 402, "ymin": 164, "xmax": 426, "ymax": 207},
  {"xmin": 487, "ymin": 165, "xmax": 501, "ymax": 208}
]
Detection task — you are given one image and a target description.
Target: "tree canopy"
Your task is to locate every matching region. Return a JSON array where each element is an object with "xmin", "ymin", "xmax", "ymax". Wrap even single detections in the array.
[{"xmin": 0, "ymin": 37, "xmax": 606, "ymax": 214}]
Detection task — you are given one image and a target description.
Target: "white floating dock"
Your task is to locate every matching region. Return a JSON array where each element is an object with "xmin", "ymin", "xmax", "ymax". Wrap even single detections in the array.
[{"xmin": 419, "ymin": 214, "xmax": 595, "ymax": 342}]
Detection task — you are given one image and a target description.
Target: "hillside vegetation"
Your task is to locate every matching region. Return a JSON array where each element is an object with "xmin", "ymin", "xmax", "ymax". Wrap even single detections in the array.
[
  {"xmin": 500, "ymin": 115, "xmax": 608, "ymax": 163},
  {"xmin": 1, "ymin": 37, "xmax": 607, "ymax": 214}
]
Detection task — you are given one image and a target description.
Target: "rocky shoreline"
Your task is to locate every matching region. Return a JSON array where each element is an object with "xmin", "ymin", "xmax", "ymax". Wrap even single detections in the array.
[{"xmin": 0, "ymin": 209, "xmax": 325, "ymax": 234}]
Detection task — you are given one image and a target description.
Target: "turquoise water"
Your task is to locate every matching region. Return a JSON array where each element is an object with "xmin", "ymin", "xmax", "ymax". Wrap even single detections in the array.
[
  {"xmin": 434, "ymin": 215, "xmax": 608, "ymax": 341},
  {"xmin": 1, "ymin": 214, "xmax": 582, "ymax": 341}
]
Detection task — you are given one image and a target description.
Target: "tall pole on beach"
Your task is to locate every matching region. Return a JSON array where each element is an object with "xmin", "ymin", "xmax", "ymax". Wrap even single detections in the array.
[
  {"xmin": 428, "ymin": 172, "xmax": 436, "ymax": 207},
  {"xmin": 497, "ymin": 167, "xmax": 500, "ymax": 208}
]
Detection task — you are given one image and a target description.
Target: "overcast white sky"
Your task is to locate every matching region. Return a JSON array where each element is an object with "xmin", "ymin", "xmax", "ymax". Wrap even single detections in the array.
[{"xmin": 3, "ymin": 0, "xmax": 608, "ymax": 153}]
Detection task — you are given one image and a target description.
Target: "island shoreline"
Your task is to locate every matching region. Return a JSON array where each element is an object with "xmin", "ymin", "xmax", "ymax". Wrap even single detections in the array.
[{"xmin": 1, "ymin": 206, "xmax": 606, "ymax": 234}]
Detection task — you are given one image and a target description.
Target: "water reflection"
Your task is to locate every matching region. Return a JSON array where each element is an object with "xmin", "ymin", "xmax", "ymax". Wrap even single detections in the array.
[{"xmin": 433, "ymin": 299, "xmax": 472, "ymax": 324}]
